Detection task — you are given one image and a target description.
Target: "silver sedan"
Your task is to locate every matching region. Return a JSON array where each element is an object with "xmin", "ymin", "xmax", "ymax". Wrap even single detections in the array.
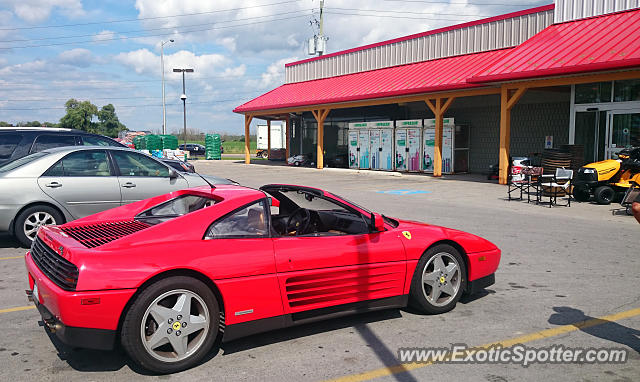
[{"xmin": 0, "ymin": 146, "xmax": 234, "ymax": 247}]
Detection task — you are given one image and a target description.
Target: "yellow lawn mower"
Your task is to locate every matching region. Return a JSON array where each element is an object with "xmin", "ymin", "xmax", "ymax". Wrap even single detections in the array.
[{"xmin": 573, "ymin": 147, "xmax": 640, "ymax": 204}]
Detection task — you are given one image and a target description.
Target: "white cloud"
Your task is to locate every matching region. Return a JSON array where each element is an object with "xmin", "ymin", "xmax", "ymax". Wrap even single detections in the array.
[
  {"xmin": 247, "ymin": 56, "xmax": 297, "ymax": 90},
  {"xmin": 1, "ymin": 0, "xmax": 85, "ymax": 23},
  {"xmin": 56, "ymin": 48, "xmax": 93, "ymax": 67},
  {"xmin": 93, "ymin": 30, "xmax": 116, "ymax": 44},
  {"xmin": 114, "ymin": 48, "xmax": 242, "ymax": 80}
]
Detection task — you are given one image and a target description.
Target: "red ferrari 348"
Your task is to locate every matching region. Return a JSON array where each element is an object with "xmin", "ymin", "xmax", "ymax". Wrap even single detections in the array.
[{"xmin": 25, "ymin": 184, "xmax": 500, "ymax": 373}]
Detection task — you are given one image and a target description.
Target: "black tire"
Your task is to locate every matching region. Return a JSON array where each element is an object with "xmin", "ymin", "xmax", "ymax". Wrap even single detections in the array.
[
  {"xmin": 573, "ymin": 187, "xmax": 591, "ymax": 202},
  {"xmin": 294, "ymin": 161, "xmax": 301, "ymax": 166},
  {"xmin": 594, "ymin": 186, "xmax": 615, "ymax": 205},
  {"xmin": 14, "ymin": 204, "xmax": 64, "ymax": 248},
  {"xmin": 408, "ymin": 244, "xmax": 466, "ymax": 315},
  {"xmin": 120, "ymin": 276, "xmax": 220, "ymax": 374},
  {"xmin": 260, "ymin": 151, "xmax": 269, "ymax": 159}
]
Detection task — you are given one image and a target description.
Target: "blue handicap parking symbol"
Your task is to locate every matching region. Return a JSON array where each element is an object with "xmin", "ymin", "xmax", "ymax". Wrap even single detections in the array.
[{"xmin": 376, "ymin": 189, "xmax": 432, "ymax": 195}]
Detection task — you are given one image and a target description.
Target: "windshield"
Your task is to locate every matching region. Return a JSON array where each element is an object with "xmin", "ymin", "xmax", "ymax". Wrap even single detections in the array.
[
  {"xmin": 0, "ymin": 152, "xmax": 48, "ymax": 172},
  {"xmin": 326, "ymin": 192, "xmax": 371, "ymax": 214}
]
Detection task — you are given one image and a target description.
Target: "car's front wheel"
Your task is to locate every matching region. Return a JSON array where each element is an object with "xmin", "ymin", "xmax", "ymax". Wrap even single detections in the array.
[
  {"xmin": 14, "ymin": 205, "xmax": 64, "ymax": 247},
  {"xmin": 409, "ymin": 244, "xmax": 466, "ymax": 314},
  {"xmin": 121, "ymin": 276, "xmax": 220, "ymax": 374}
]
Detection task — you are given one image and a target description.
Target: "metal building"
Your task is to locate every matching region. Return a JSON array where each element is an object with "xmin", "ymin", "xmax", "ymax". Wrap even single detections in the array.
[{"xmin": 234, "ymin": 1, "xmax": 640, "ymax": 184}]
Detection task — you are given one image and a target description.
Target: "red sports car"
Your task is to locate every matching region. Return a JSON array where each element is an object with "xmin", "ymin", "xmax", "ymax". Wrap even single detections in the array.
[{"xmin": 24, "ymin": 184, "xmax": 500, "ymax": 373}]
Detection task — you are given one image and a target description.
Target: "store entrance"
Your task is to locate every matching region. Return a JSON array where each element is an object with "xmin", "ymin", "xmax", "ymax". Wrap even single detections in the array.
[
  {"xmin": 575, "ymin": 110, "xmax": 606, "ymax": 163},
  {"xmin": 605, "ymin": 111, "xmax": 640, "ymax": 159}
]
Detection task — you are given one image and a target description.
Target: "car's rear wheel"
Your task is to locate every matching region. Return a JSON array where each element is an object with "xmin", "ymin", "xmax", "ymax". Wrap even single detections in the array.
[
  {"xmin": 14, "ymin": 205, "xmax": 64, "ymax": 247},
  {"xmin": 261, "ymin": 151, "xmax": 269, "ymax": 159},
  {"xmin": 409, "ymin": 244, "xmax": 466, "ymax": 314},
  {"xmin": 121, "ymin": 276, "xmax": 219, "ymax": 374}
]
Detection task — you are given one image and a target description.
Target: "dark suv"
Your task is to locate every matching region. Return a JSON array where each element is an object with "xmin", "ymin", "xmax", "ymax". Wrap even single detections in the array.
[{"xmin": 0, "ymin": 127, "xmax": 124, "ymax": 167}]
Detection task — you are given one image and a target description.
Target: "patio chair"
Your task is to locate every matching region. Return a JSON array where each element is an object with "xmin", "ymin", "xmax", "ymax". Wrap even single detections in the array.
[
  {"xmin": 536, "ymin": 168, "xmax": 573, "ymax": 207},
  {"xmin": 508, "ymin": 166, "xmax": 543, "ymax": 202}
]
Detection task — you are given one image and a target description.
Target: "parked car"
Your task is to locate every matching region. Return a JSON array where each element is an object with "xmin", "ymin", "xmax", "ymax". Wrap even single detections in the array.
[
  {"xmin": 0, "ymin": 146, "xmax": 235, "ymax": 247},
  {"xmin": 287, "ymin": 154, "xmax": 311, "ymax": 166},
  {"xmin": 24, "ymin": 183, "xmax": 500, "ymax": 373},
  {"xmin": 161, "ymin": 158, "xmax": 196, "ymax": 173},
  {"xmin": 179, "ymin": 143, "xmax": 224, "ymax": 156},
  {"xmin": 0, "ymin": 127, "xmax": 124, "ymax": 167}
]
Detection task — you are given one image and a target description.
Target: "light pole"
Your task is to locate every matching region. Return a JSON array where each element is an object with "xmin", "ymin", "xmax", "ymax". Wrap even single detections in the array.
[
  {"xmin": 173, "ymin": 68, "xmax": 194, "ymax": 150},
  {"xmin": 160, "ymin": 39, "xmax": 174, "ymax": 135}
]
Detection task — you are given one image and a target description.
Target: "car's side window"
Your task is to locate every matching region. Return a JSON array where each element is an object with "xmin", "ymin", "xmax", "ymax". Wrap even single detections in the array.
[
  {"xmin": 31, "ymin": 135, "xmax": 78, "ymax": 153},
  {"xmin": 0, "ymin": 133, "xmax": 22, "ymax": 160},
  {"xmin": 81, "ymin": 135, "xmax": 120, "ymax": 147},
  {"xmin": 205, "ymin": 200, "xmax": 269, "ymax": 239},
  {"xmin": 111, "ymin": 151, "xmax": 169, "ymax": 177},
  {"xmin": 43, "ymin": 150, "xmax": 112, "ymax": 177}
]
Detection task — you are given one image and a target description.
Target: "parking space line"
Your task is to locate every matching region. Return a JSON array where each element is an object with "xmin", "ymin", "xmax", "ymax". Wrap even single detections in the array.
[
  {"xmin": 0, "ymin": 256, "xmax": 23, "ymax": 260},
  {"xmin": 326, "ymin": 307, "xmax": 640, "ymax": 382},
  {"xmin": 0, "ymin": 305, "xmax": 35, "ymax": 314}
]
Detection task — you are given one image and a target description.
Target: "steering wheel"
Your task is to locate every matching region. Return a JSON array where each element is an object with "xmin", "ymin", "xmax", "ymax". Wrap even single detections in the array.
[{"xmin": 286, "ymin": 207, "xmax": 311, "ymax": 236}]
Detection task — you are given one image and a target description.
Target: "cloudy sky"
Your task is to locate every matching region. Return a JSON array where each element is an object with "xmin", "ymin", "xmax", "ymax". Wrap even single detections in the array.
[{"xmin": 0, "ymin": 0, "xmax": 549, "ymax": 134}]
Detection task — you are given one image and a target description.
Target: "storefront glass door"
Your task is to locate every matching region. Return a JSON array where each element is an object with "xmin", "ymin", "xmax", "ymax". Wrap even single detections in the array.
[
  {"xmin": 606, "ymin": 111, "xmax": 640, "ymax": 159},
  {"xmin": 575, "ymin": 111, "xmax": 606, "ymax": 162}
]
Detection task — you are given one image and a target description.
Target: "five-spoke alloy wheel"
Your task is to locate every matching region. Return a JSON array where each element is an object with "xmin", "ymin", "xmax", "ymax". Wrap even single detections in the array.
[
  {"xmin": 409, "ymin": 244, "xmax": 466, "ymax": 314},
  {"xmin": 121, "ymin": 276, "xmax": 220, "ymax": 374},
  {"xmin": 14, "ymin": 205, "xmax": 64, "ymax": 247}
]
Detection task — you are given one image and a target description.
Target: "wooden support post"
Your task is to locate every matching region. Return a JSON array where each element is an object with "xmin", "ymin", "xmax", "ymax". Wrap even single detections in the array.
[
  {"xmin": 434, "ymin": 98, "xmax": 443, "ymax": 177},
  {"xmin": 267, "ymin": 119, "xmax": 271, "ymax": 160},
  {"xmin": 425, "ymin": 97, "xmax": 456, "ymax": 177},
  {"xmin": 285, "ymin": 115, "xmax": 291, "ymax": 161},
  {"xmin": 312, "ymin": 109, "xmax": 330, "ymax": 169},
  {"xmin": 499, "ymin": 86, "xmax": 527, "ymax": 185},
  {"xmin": 244, "ymin": 114, "xmax": 253, "ymax": 164}
]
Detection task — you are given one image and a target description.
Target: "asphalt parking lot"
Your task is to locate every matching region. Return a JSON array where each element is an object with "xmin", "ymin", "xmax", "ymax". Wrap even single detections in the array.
[{"xmin": 1, "ymin": 160, "xmax": 638, "ymax": 381}]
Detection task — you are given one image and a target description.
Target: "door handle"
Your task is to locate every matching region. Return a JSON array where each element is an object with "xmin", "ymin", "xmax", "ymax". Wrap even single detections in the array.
[
  {"xmin": 45, "ymin": 182, "xmax": 62, "ymax": 188},
  {"xmin": 122, "ymin": 182, "xmax": 136, "ymax": 188}
]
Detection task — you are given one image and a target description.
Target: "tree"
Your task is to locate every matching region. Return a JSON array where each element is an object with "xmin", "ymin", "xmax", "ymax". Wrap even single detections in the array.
[
  {"xmin": 0, "ymin": 121, "xmax": 13, "ymax": 127},
  {"xmin": 17, "ymin": 121, "xmax": 41, "ymax": 127},
  {"xmin": 97, "ymin": 104, "xmax": 127, "ymax": 137},
  {"xmin": 59, "ymin": 99, "xmax": 98, "ymax": 132}
]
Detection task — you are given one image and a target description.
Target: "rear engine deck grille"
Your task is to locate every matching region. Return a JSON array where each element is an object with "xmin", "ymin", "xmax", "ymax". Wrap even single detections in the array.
[
  {"xmin": 31, "ymin": 237, "xmax": 78, "ymax": 291},
  {"xmin": 61, "ymin": 220, "xmax": 150, "ymax": 248}
]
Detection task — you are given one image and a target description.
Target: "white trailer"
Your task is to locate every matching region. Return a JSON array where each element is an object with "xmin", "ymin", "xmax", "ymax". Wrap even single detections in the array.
[{"xmin": 256, "ymin": 123, "xmax": 285, "ymax": 158}]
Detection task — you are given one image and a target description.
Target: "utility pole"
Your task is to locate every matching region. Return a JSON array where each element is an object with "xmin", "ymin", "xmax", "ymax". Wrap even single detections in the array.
[
  {"xmin": 160, "ymin": 39, "xmax": 174, "ymax": 135},
  {"xmin": 173, "ymin": 68, "xmax": 194, "ymax": 152},
  {"xmin": 308, "ymin": 0, "xmax": 327, "ymax": 56},
  {"xmin": 318, "ymin": 0, "xmax": 324, "ymax": 56}
]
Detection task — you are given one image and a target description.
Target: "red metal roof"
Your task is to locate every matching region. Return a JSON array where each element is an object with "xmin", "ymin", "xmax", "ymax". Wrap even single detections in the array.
[
  {"xmin": 470, "ymin": 8, "xmax": 640, "ymax": 83},
  {"xmin": 286, "ymin": 4, "xmax": 554, "ymax": 68},
  {"xmin": 234, "ymin": 49, "xmax": 511, "ymax": 113}
]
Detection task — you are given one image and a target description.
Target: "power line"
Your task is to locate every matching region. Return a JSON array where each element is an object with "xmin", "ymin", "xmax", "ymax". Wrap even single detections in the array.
[
  {"xmin": 0, "ymin": 0, "xmax": 304, "ymax": 31},
  {"xmin": 0, "ymin": 89, "xmax": 268, "ymax": 102},
  {"xmin": 0, "ymin": 12, "xmax": 314, "ymax": 49},
  {"xmin": 0, "ymin": 96, "xmax": 261, "ymax": 111},
  {"xmin": 327, "ymin": 7, "xmax": 492, "ymax": 17},
  {"xmin": 0, "ymin": 69, "xmax": 277, "ymax": 88},
  {"xmin": 382, "ymin": 0, "xmax": 545, "ymax": 6},
  {"xmin": 323, "ymin": 10, "xmax": 483, "ymax": 21},
  {"xmin": 0, "ymin": 8, "xmax": 314, "ymax": 44}
]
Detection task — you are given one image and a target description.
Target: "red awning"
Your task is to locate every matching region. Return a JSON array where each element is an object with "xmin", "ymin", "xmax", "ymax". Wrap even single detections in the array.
[
  {"xmin": 470, "ymin": 8, "xmax": 640, "ymax": 83},
  {"xmin": 234, "ymin": 49, "xmax": 511, "ymax": 113}
]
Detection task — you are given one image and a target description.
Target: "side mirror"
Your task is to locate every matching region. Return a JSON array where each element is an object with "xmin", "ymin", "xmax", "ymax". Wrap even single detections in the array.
[
  {"xmin": 370, "ymin": 212, "xmax": 385, "ymax": 232},
  {"xmin": 168, "ymin": 169, "xmax": 179, "ymax": 179}
]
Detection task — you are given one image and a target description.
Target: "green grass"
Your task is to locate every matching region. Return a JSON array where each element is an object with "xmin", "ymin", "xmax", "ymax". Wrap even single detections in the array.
[{"xmin": 189, "ymin": 140, "xmax": 256, "ymax": 154}]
